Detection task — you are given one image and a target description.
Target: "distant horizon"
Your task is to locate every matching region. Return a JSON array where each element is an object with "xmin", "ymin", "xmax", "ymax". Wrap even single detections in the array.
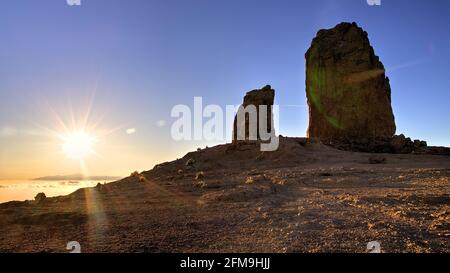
[
  {"xmin": 31, "ymin": 174, "xmax": 123, "ymax": 181},
  {"xmin": 0, "ymin": 174, "xmax": 123, "ymax": 182}
]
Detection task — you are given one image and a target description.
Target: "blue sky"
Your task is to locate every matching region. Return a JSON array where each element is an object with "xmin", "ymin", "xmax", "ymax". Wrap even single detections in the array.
[{"xmin": 0, "ymin": 0, "xmax": 449, "ymax": 178}]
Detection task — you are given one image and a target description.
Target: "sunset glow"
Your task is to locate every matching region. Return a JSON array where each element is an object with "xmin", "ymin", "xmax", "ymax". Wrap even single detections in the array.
[{"xmin": 62, "ymin": 130, "xmax": 96, "ymax": 160}]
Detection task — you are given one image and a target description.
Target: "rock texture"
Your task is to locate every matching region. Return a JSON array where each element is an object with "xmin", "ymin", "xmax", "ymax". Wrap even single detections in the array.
[
  {"xmin": 328, "ymin": 134, "xmax": 427, "ymax": 154},
  {"xmin": 233, "ymin": 85, "xmax": 275, "ymax": 142},
  {"xmin": 324, "ymin": 133, "xmax": 450, "ymax": 155},
  {"xmin": 305, "ymin": 22, "xmax": 396, "ymax": 142}
]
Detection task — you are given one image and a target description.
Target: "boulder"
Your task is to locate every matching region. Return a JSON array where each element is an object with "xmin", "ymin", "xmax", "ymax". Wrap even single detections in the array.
[
  {"xmin": 390, "ymin": 134, "xmax": 407, "ymax": 152},
  {"xmin": 369, "ymin": 155, "xmax": 386, "ymax": 164},
  {"xmin": 305, "ymin": 22, "xmax": 396, "ymax": 142},
  {"xmin": 414, "ymin": 140, "xmax": 421, "ymax": 149},
  {"xmin": 34, "ymin": 192, "xmax": 47, "ymax": 204},
  {"xmin": 390, "ymin": 134, "xmax": 414, "ymax": 154}
]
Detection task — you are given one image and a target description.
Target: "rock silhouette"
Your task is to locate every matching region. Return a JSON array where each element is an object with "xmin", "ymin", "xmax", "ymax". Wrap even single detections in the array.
[
  {"xmin": 233, "ymin": 85, "xmax": 275, "ymax": 142},
  {"xmin": 305, "ymin": 22, "xmax": 396, "ymax": 142}
]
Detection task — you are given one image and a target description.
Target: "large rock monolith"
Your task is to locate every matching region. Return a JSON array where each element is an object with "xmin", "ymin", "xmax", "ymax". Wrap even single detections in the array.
[{"xmin": 305, "ymin": 22, "xmax": 396, "ymax": 142}]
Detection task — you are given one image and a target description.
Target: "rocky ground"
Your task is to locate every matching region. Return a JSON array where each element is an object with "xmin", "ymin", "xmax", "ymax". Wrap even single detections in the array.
[{"xmin": 0, "ymin": 137, "xmax": 449, "ymax": 253}]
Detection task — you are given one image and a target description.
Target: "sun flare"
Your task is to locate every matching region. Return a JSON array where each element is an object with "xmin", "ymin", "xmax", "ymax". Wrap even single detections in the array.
[{"xmin": 62, "ymin": 131, "xmax": 96, "ymax": 160}]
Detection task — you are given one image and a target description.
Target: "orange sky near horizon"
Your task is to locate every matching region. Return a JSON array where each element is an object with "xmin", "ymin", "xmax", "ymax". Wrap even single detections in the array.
[{"xmin": 0, "ymin": 100, "xmax": 211, "ymax": 180}]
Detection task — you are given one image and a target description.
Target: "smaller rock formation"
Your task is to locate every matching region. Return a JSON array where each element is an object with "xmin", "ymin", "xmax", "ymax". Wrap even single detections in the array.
[{"xmin": 233, "ymin": 85, "xmax": 275, "ymax": 142}]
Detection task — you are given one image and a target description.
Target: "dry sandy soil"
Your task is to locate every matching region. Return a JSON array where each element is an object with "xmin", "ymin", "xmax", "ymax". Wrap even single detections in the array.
[{"xmin": 0, "ymin": 137, "xmax": 449, "ymax": 253}]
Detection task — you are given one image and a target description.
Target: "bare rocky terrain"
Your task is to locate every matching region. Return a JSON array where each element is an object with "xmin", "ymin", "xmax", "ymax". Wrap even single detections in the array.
[{"xmin": 0, "ymin": 137, "xmax": 449, "ymax": 253}]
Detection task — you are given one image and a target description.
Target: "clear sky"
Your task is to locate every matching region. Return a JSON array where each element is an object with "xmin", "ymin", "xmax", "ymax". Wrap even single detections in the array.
[{"xmin": 0, "ymin": 0, "xmax": 449, "ymax": 179}]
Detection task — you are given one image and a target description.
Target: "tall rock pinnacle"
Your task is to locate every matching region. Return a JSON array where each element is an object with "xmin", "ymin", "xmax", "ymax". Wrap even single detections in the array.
[{"xmin": 305, "ymin": 22, "xmax": 396, "ymax": 142}]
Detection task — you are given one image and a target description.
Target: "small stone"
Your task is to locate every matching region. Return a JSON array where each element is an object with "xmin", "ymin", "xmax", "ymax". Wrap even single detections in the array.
[
  {"xmin": 194, "ymin": 181, "xmax": 207, "ymax": 188},
  {"xmin": 34, "ymin": 192, "xmax": 47, "ymax": 204},
  {"xmin": 131, "ymin": 171, "xmax": 140, "ymax": 177},
  {"xmin": 245, "ymin": 176, "xmax": 255, "ymax": 184},
  {"xmin": 186, "ymin": 158, "xmax": 196, "ymax": 167},
  {"xmin": 369, "ymin": 156, "xmax": 386, "ymax": 164},
  {"xmin": 195, "ymin": 171, "xmax": 205, "ymax": 180},
  {"xmin": 96, "ymin": 182, "xmax": 108, "ymax": 192},
  {"xmin": 274, "ymin": 179, "xmax": 288, "ymax": 186}
]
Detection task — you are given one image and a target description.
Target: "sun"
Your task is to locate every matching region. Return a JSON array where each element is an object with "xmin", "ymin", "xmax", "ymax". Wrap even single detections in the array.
[{"xmin": 62, "ymin": 130, "xmax": 96, "ymax": 160}]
